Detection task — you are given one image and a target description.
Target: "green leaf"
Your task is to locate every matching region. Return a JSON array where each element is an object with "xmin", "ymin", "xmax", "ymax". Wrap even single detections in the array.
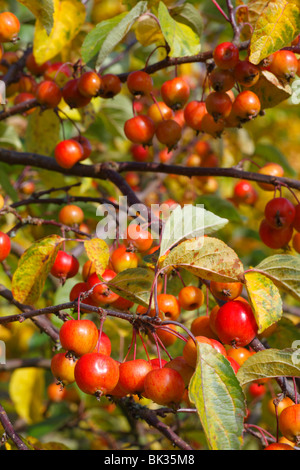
[
  {"xmin": 12, "ymin": 235, "xmax": 65, "ymax": 305},
  {"xmin": 81, "ymin": 1, "xmax": 148, "ymax": 67},
  {"xmin": 98, "ymin": 94, "xmax": 134, "ymax": 138},
  {"xmin": 107, "ymin": 267, "xmax": 155, "ymax": 307},
  {"xmin": 0, "ymin": 163, "xmax": 19, "ymax": 202},
  {"xmin": 0, "ymin": 122, "xmax": 23, "ymax": 150},
  {"xmin": 189, "ymin": 343, "xmax": 246, "ymax": 450},
  {"xmin": 255, "ymin": 254, "xmax": 300, "ymax": 302},
  {"xmin": 172, "ymin": 3, "xmax": 203, "ymax": 36},
  {"xmin": 249, "ymin": 0, "xmax": 300, "ymax": 64},
  {"xmin": 160, "ymin": 237, "xmax": 245, "ymax": 283},
  {"xmin": 245, "ymin": 271, "xmax": 282, "ymax": 334},
  {"xmin": 195, "ymin": 195, "xmax": 243, "ymax": 224},
  {"xmin": 237, "ymin": 348, "xmax": 300, "ymax": 386},
  {"xmin": 158, "ymin": 2, "xmax": 201, "ymax": 57},
  {"xmin": 159, "ymin": 205, "xmax": 229, "ymax": 258},
  {"xmin": 266, "ymin": 317, "xmax": 300, "ymax": 350},
  {"xmin": 17, "ymin": 0, "xmax": 55, "ymax": 35},
  {"xmin": 84, "ymin": 238, "xmax": 110, "ymax": 278},
  {"xmin": 25, "ymin": 109, "xmax": 61, "ymax": 157},
  {"xmin": 254, "ymin": 143, "xmax": 297, "ymax": 177}
]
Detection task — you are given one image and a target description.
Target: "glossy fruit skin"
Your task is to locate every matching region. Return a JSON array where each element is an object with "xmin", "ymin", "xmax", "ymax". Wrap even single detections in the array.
[
  {"xmin": 178, "ymin": 286, "xmax": 204, "ymax": 311},
  {"xmin": 157, "ymin": 294, "xmax": 181, "ymax": 321},
  {"xmin": 205, "ymin": 91, "xmax": 232, "ymax": 121},
  {"xmin": 110, "ymin": 245, "xmax": 139, "ymax": 273},
  {"xmin": 264, "ymin": 197, "xmax": 296, "ymax": 229},
  {"xmin": 258, "ymin": 163, "xmax": 284, "ymax": 191},
  {"xmin": 184, "ymin": 101, "xmax": 207, "ymax": 131},
  {"xmin": 118, "ymin": 359, "xmax": 153, "ymax": 394},
  {"xmin": 213, "ymin": 42, "xmax": 239, "ymax": 70},
  {"xmin": 209, "ymin": 68, "xmax": 235, "ymax": 92},
  {"xmin": 130, "ymin": 144, "xmax": 150, "ymax": 162},
  {"xmin": 98, "ymin": 74, "xmax": 122, "ymax": 99},
  {"xmin": 279, "ymin": 404, "xmax": 300, "ymax": 443},
  {"xmin": 124, "ymin": 115, "xmax": 156, "ymax": 145},
  {"xmin": 264, "ymin": 443, "xmax": 295, "ymax": 451},
  {"xmin": 51, "ymin": 352, "xmax": 77, "ymax": 385},
  {"xmin": 293, "ymin": 233, "xmax": 300, "ymax": 253},
  {"xmin": 259, "ymin": 219, "xmax": 293, "ymax": 249},
  {"xmin": 59, "ymin": 319, "xmax": 99, "ymax": 357},
  {"xmin": 36, "ymin": 81, "xmax": 62, "ymax": 108},
  {"xmin": 74, "ymin": 353, "xmax": 119, "ymax": 396},
  {"xmin": 0, "ymin": 12, "xmax": 20, "ymax": 42},
  {"xmin": 248, "ymin": 383, "xmax": 266, "ymax": 398},
  {"xmin": 69, "ymin": 282, "xmax": 97, "ymax": 312},
  {"xmin": 227, "ymin": 357, "xmax": 240, "ymax": 374},
  {"xmin": 269, "ymin": 50, "xmax": 298, "ymax": 81},
  {"xmin": 78, "ymin": 71, "xmax": 101, "ymax": 98},
  {"xmin": 232, "ymin": 90, "xmax": 261, "ymax": 121},
  {"xmin": 92, "ymin": 331, "xmax": 112, "ymax": 356},
  {"xmin": 87, "ymin": 270, "xmax": 119, "ymax": 305},
  {"xmin": 226, "ymin": 347, "xmax": 252, "ymax": 366},
  {"xmin": 44, "ymin": 62, "xmax": 72, "ymax": 87},
  {"xmin": 14, "ymin": 93, "xmax": 37, "ymax": 115},
  {"xmin": 293, "ymin": 204, "xmax": 300, "ymax": 232},
  {"xmin": 62, "ymin": 79, "xmax": 91, "ymax": 109},
  {"xmin": 72, "ymin": 136, "xmax": 92, "ymax": 161},
  {"xmin": 155, "ymin": 119, "xmax": 182, "ymax": 150},
  {"xmin": 51, "ymin": 251, "xmax": 79, "ymax": 279},
  {"xmin": 234, "ymin": 60, "xmax": 260, "ymax": 87},
  {"xmin": 147, "ymin": 101, "xmax": 173, "ymax": 124},
  {"xmin": 126, "ymin": 224, "xmax": 153, "ymax": 252},
  {"xmin": 214, "ymin": 300, "xmax": 258, "ymax": 347},
  {"xmin": 54, "ymin": 139, "xmax": 84, "ymax": 169},
  {"xmin": 47, "ymin": 382, "xmax": 68, "ymax": 402},
  {"xmin": 161, "ymin": 77, "xmax": 190, "ymax": 110},
  {"xmin": 183, "ymin": 336, "xmax": 213, "ymax": 368},
  {"xmin": 191, "ymin": 316, "xmax": 219, "ymax": 340},
  {"xmin": 112, "ymin": 296, "xmax": 134, "ymax": 311},
  {"xmin": 144, "ymin": 368, "xmax": 185, "ymax": 405},
  {"xmin": 0, "ymin": 231, "xmax": 11, "ymax": 262},
  {"xmin": 164, "ymin": 356, "xmax": 194, "ymax": 387},
  {"xmin": 59, "ymin": 204, "xmax": 84, "ymax": 226},
  {"xmin": 268, "ymin": 396, "xmax": 294, "ymax": 417},
  {"xmin": 155, "ymin": 324, "xmax": 178, "ymax": 347},
  {"xmin": 127, "ymin": 71, "xmax": 153, "ymax": 96},
  {"xmin": 210, "ymin": 281, "xmax": 243, "ymax": 302},
  {"xmin": 82, "ymin": 260, "xmax": 96, "ymax": 281},
  {"xmin": 150, "ymin": 358, "xmax": 168, "ymax": 370},
  {"xmin": 233, "ymin": 180, "xmax": 258, "ymax": 205},
  {"xmin": 200, "ymin": 113, "xmax": 225, "ymax": 138},
  {"xmin": 26, "ymin": 53, "xmax": 51, "ymax": 76}
]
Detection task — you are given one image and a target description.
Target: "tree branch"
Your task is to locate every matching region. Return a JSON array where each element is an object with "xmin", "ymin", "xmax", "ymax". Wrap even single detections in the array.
[{"xmin": 0, "ymin": 404, "xmax": 30, "ymax": 450}]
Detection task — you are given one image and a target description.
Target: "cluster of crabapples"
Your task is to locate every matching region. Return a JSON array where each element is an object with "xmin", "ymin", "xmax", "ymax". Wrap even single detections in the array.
[
  {"xmin": 232, "ymin": 162, "xmax": 300, "ymax": 252},
  {"xmin": 48, "ymin": 211, "xmax": 264, "ymax": 408}
]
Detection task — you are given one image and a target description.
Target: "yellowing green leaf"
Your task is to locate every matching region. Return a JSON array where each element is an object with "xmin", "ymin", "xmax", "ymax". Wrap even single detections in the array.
[
  {"xmin": 255, "ymin": 254, "xmax": 300, "ymax": 301},
  {"xmin": 248, "ymin": 70, "xmax": 292, "ymax": 109},
  {"xmin": 12, "ymin": 235, "xmax": 64, "ymax": 305},
  {"xmin": 84, "ymin": 238, "xmax": 110, "ymax": 278},
  {"xmin": 107, "ymin": 267, "xmax": 155, "ymax": 307},
  {"xmin": 158, "ymin": 2, "xmax": 201, "ymax": 57},
  {"xmin": 160, "ymin": 237, "xmax": 245, "ymax": 283},
  {"xmin": 189, "ymin": 343, "xmax": 246, "ymax": 450},
  {"xmin": 25, "ymin": 109, "xmax": 61, "ymax": 157},
  {"xmin": 237, "ymin": 348, "xmax": 300, "ymax": 386},
  {"xmin": 9, "ymin": 369, "xmax": 45, "ymax": 424},
  {"xmin": 33, "ymin": 0, "xmax": 86, "ymax": 65},
  {"xmin": 135, "ymin": 15, "xmax": 165, "ymax": 47},
  {"xmin": 17, "ymin": 0, "xmax": 55, "ymax": 34},
  {"xmin": 245, "ymin": 271, "xmax": 282, "ymax": 334},
  {"xmin": 249, "ymin": 0, "xmax": 300, "ymax": 64}
]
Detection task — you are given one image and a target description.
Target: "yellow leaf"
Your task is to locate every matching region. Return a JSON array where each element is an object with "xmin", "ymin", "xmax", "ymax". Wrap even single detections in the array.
[
  {"xmin": 33, "ymin": 0, "xmax": 86, "ymax": 65},
  {"xmin": 135, "ymin": 15, "xmax": 164, "ymax": 47},
  {"xmin": 84, "ymin": 238, "xmax": 110, "ymax": 278},
  {"xmin": 25, "ymin": 108, "xmax": 61, "ymax": 156},
  {"xmin": 245, "ymin": 271, "xmax": 283, "ymax": 334},
  {"xmin": 249, "ymin": 0, "xmax": 300, "ymax": 64},
  {"xmin": 9, "ymin": 369, "xmax": 45, "ymax": 424}
]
